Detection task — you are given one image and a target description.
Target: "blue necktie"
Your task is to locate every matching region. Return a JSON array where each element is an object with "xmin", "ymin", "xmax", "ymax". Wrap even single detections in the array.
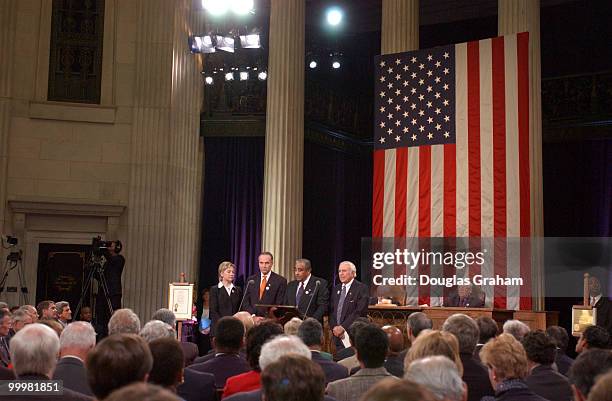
[
  {"xmin": 336, "ymin": 284, "xmax": 347, "ymax": 323},
  {"xmin": 296, "ymin": 282, "xmax": 305, "ymax": 305}
]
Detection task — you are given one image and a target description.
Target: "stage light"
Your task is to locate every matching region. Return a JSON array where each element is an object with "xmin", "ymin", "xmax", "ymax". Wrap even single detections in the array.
[
  {"xmin": 225, "ymin": 72, "xmax": 234, "ymax": 81},
  {"xmin": 230, "ymin": 0, "xmax": 254, "ymax": 15},
  {"xmin": 205, "ymin": 76, "xmax": 214, "ymax": 85},
  {"xmin": 309, "ymin": 60, "xmax": 317, "ymax": 69},
  {"xmin": 202, "ymin": 0, "xmax": 229, "ymax": 16},
  {"xmin": 216, "ymin": 35, "xmax": 235, "ymax": 53},
  {"xmin": 326, "ymin": 7, "xmax": 343, "ymax": 26},
  {"xmin": 188, "ymin": 35, "xmax": 215, "ymax": 53},
  {"xmin": 240, "ymin": 34, "xmax": 261, "ymax": 49},
  {"xmin": 332, "ymin": 60, "xmax": 341, "ymax": 69},
  {"xmin": 258, "ymin": 71, "xmax": 267, "ymax": 81},
  {"xmin": 240, "ymin": 71, "xmax": 249, "ymax": 81}
]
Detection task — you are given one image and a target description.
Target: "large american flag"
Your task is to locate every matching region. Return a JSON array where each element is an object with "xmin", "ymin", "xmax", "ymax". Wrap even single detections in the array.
[{"xmin": 372, "ymin": 33, "xmax": 532, "ymax": 310}]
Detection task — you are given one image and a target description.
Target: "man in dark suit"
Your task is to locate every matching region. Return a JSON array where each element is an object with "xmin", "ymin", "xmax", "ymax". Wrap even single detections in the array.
[
  {"xmin": 445, "ymin": 284, "xmax": 485, "ymax": 307},
  {"xmin": 589, "ymin": 276, "xmax": 612, "ymax": 336},
  {"xmin": 546, "ymin": 325, "xmax": 574, "ymax": 376},
  {"xmin": 52, "ymin": 322, "xmax": 96, "ymax": 396},
  {"xmin": 178, "ymin": 369, "xmax": 216, "ymax": 401},
  {"xmin": 284, "ymin": 258, "xmax": 329, "ymax": 322},
  {"xmin": 298, "ymin": 318, "xmax": 348, "ymax": 384},
  {"xmin": 187, "ymin": 316, "xmax": 250, "ymax": 389},
  {"xmin": 242, "ymin": 252, "xmax": 287, "ymax": 318},
  {"xmin": 329, "ymin": 261, "xmax": 369, "ymax": 350}
]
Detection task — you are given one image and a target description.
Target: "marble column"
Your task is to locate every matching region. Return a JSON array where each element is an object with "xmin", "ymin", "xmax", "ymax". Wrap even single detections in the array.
[
  {"xmin": 498, "ymin": 0, "xmax": 544, "ymax": 309},
  {"xmin": 381, "ymin": 0, "xmax": 419, "ymax": 54},
  {"xmin": 261, "ymin": 0, "xmax": 305, "ymax": 279}
]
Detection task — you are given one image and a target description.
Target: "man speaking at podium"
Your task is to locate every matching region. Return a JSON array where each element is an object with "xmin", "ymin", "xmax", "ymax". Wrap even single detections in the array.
[
  {"xmin": 242, "ymin": 252, "xmax": 287, "ymax": 317},
  {"xmin": 285, "ymin": 259, "xmax": 329, "ymax": 323}
]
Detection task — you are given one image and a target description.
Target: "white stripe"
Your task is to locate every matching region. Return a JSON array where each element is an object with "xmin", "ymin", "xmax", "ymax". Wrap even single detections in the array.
[
  {"xmin": 405, "ymin": 237, "xmax": 419, "ymax": 305},
  {"xmin": 506, "ymin": 238, "xmax": 521, "ymax": 310},
  {"xmin": 406, "ymin": 147, "xmax": 420, "ymax": 237},
  {"xmin": 504, "ymin": 35, "xmax": 520, "ymax": 237},
  {"xmin": 430, "ymin": 144, "xmax": 444, "ymax": 237},
  {"xmin": 455, "ymin": 43, "xmax": 469, "ymax": 237},
  {"xmin": 383, "ymin": 149, "xmax": 396, "ymax": 237},
  {"xmin": 479, "ymin": 39, "xmax": 494, "ymax": 237},
  {"xmin": 481, "ymin": 237, "xmax": 494, "ymax": 307}
]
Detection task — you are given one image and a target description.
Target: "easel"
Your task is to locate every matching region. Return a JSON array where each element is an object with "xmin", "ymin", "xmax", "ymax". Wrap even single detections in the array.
[
  {"xmin": 571, "ymin": 273, "xmax": 596, "ymax": 337},
  {"xmin": 169, "ymin": 272, "xmax": 194, "ymax": 341}
]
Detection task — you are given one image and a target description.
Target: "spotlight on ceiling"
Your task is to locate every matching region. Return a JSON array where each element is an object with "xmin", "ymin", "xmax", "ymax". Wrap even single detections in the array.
[
  {"xmin": 332, "ymin": 60, "xmax": 341, "ymax": 69},
  {"xmin": 216, "ymin": 35, "xmax": 235, "ymax": 53},
  {"xmin": 188, "ymin": 35, "xmax": 215, "ymax": 53},
  {"xmin": 239, "ymin": 71, "xmax": 249, "ymax": 81},
  {"xmin": 309, "ymin": 60, "xmax": 318, "ymax": 69},
  {"xmin": 205, "ymin": 76, "xmax": 214, "ymax": 85},
  {"xmin": 225, "ymin": 72, "xmax": 235, "ymax": 81},
  {"xmin": 231, "ymin": 0, "xmax": 254, "ymax": 15},
  {"xmin": 202, "ymin": 0, "xmax": 229, "ymax": 16},
  {"xmin": 326, "ymin": 7, "xmax": 343, "ymax": 26},
  {"xmin": 258, "ymin": 71, "xmax": 267, "ymax": 81},
  {"xmin": 240, "ymin": 33, "xmax": 261, "ymax": 49}
]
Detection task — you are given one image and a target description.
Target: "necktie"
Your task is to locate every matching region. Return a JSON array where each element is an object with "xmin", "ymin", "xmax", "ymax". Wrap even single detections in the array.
[
  {"xmin": 296, "ymin": 282, "xmax": 305, "ymax": 305},
  {"xmin": 336, "ymin": 284, "xmax": 347, "ymax": 323},
  {"xmin": 259, "ymin": 275, "xmax": 267, "ymax": 300}
]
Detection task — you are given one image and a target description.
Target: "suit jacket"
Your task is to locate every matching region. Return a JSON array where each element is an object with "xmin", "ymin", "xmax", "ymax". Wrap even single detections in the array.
[
  {"xmin": 285, "ymin": 276, "xmax": 329, "ymax": 322},
  {"xmin": 242, "ymin": 272, "xmax": 287, "ymax": 316},
  {"xmin": 329, "ymin": 280, "xmax": 369, "ymax": 330},
  {"xmin": 311, "ymin": 351, "xmax": 348, "ymax": 384},
  {"xmin": 326, "ymin": 367, "xmax": 396, "ymax": 401},
  {"xmin": 177, "ymin": 368, "xmax": 216, "ymax": 401},
  {"xmin": 445, "ymin": 291, "xmax": 485, "ymax": 308},
  {"xmin": 4, "ymin": 374, "xmax": 93, "ymax": 401},
  {"xmin": 481, "ymin": 380, "xmax": 550, "ymax": 401},
  {"xmin": 384, "ymin": 354, "xmax": 404, "ymax": 378},
  {"xmin": 102, "ymin": 252, "xmax": 125, "ymax": 296},
  {"xmin": 210, "ymin": 284, "xmax": 242, "ymax": 336},
  {"xmin": 52, "ymin": 356, "xmax": 93, "ymax": 396},
  {"xmin": 460, "ymin": 353, "xmax": 494, "ymax": 401},
  {"xmin": 187, "ymin": 353, "xmax": 250, "ymax": 389},
  {"xmin": 181, "ymin": 341, "xmax": 200, "ymax": 366},
  {"xmin": 224, "ymin": 389, "xmax": 338, "ymax": 401},
  {"xmin": 525, "ymin": 364, "xmax": 572, "ymax": 401},
  {"xmin": 554, "ymin": 351, "xmax": 573, "ymax": 377},
  {"xmin": 594, "ymin": 296, "xmax": 612, "ymax": 335}
]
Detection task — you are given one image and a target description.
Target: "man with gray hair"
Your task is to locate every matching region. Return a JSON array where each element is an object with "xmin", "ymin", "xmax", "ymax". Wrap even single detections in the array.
[
  {"xmin": 140, "ymin": 320, "xmax": 176, "ymax": 342},
  {"xmin": 405, "ymin": 356, "xmax": 467, "ymax": 401},
  {"xmin": 151, "ymin": 308, "xmax": 176, "ymax": 327},
  {"xmin": 503, "ymin": 319, "xmax": 530, "ymax": 341},
  {"xmin": 53, "ymin": 321, "xmax": 96, "ymax": 396},
  {"xmin": 10, "ymin": 323, "xmax": 93, "ymax": 400},
  {"xmin": 55, "ymin": 301, "xmax": 72, "ymax": 328},
  {"xmin": 10, "ymin": 308, "xmax": 33, "ymax": 333},
  {"xmin": 297, "ymin": 318, "xmax": 347, "ymax": 384},
  {"xmin": 108, "ymin": 308, "xmax": 141, "ymax": 335},
  {"xmin": 442, "ymin": 314, "xmax": 494, "ymax": 401},
  {"xmin": 407, "ymin": 312, "xmax": 433, "ymax": 343},
  {"xmin": 151, "ymin": 308, "xmax": 199, "ymax": 366}
]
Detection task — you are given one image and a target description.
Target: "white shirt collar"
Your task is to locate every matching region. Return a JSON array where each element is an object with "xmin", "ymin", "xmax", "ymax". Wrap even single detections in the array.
[
  {"xmin": 300, "ymin": 274, "xmax": 312, "ymax": 289},
  {"xmin": 261, "ymin": 272, "xmax": 270, "ymax": 281},
  {"xmin": 592, "ymin": 294, "xmax": 602, "ymax": 306},
  {"xmin": 342, "ymin": 279, "xmax": 354, "ymax": 292},
  {"xmin": 218, "ymin": 281, "xmax": 235, "ymax": 295}
]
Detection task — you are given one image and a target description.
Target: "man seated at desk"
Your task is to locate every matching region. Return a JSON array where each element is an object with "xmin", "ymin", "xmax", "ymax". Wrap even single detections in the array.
[{"xmin": 444, "ymin": 284, "xmax": 485, "ymax": 308}]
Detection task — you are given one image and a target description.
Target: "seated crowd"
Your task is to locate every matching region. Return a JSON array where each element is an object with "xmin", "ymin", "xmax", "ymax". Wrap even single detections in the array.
[{"xmin": 0, "ymin": 300, "xmax": 610, "ymax": 401}]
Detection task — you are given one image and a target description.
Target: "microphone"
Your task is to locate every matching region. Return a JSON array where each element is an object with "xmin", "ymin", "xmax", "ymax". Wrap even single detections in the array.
[
  {"xmin": 239, "ymin": 279, "xmax": 255, "ymax": 312},
  {"xmin": 304, "ymin": 280, "xmax": 321, "ymax": 319}
]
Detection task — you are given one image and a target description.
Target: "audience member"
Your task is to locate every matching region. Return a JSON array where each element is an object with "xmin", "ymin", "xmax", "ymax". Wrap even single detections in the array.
[
  {"xmin": 358, "ymin": 378, "xmax": 436, "ymax": 401},
  {"xmin": 407, "ymin": 312, "xmax": 433, "ymax": 343},
  {"xmin": 326, "ymin": 325, "xmax": 396, "ymax": 401},
  {"xmin": 522, "ymin": 330, "xmax": 572, "ymax": 401},
  {"xmin": 404, "ymin": 330, "xmax": 463, "ymax": 375},
  {"xmin": 545, "ymin": 325, "xmax": 573, "ymax": 376},
  {"xmin": 148, "ymin": 338, "xmax": 188, "ymax": 394},
  {"xmin": 36, "ymin": 300, "xmax": 57, "ymax": 320},
  {"xmin": 10, "ymin": 323, "xmax": 92, "ymax": 400},
  {"xmin": 187, "ymin": 316, "xmax": 249, "ymax": 389},
  {"xmin": 502, "ymin": 320, "xmax": 530, "ymax": 342},
  {"xmin": 261, "ymin": 355, "xmax": 325, "ymax": 401},
  {"xmin": 405, "ymin": 356, "xmax": 467, "ymax": 401},
  {"xmin": 479, "ymin": 333, "xmax": 548, "ymax": 401},
  {"xmin": 151, "ymin": 308, "xmax": 199, "ymax": 366},
  {"xmin": 87, "ymin": 333, "xmax": 152, "ymax": 400},
  {"xmin": 105, "ymin": 382, "xmax": 181, "ymax": 401},
  {"xmin": 39, "ymin": 317, "xmax": 64, "ymax": 336},
  {"xmin": 284, "ymin": 317, "xmax": 303, "ymax": 335},
  {"xmin": 337, "ymin": 318, "xmax": 371, "ymax": 371},
  {"xmin": 0, "ymin": 309, "xmax": 11, "ymax": 367},
  {"xmin": 442, "ymin": 314, "xmax": 494, "ymax": 401},
  {"xmin": 576, "ymin": 325, "xmax": 610, "ymax": 353},
  {"xmin": 140, "ymin": 320, "xmax": 175, "ymax": 342},
  {"xmin": 10, "ymin": 308, "xmax": 33, "ymax": 333},
  {"xmin": 56, "ymin": 301, "xmax": 72, "ymax": 327},
  {"xmin": 151, "ymin": 308, "xmax": 177, "ymax": 326},
  {"xmin": 568, "ymin": 348, "xmax": 612, "ymax": 401},
  {"xmin": 223, "ymin": 321, "xmax": 284, "ymax": 398},
  {"xmin": 21, "ymin": 305, "xmax": 38, "ymax": 323},
  {"xmin": 587, "ymin": 370, "xmax": 612, "ymax": 401},
  {"xmin": 53, "ymin": 321, "xmax": 96, "ymax": 396},
  {"xmin": 108, "ymin": 308, "xmax": 141, "ymax": 335},
  {"xmin": 233, "ymin": 311, "xmax": 255, "ymax": 334},
  {"xmin": 381, "ymin": 325, "xmax": 405, "ymax": 377},
  {"xmin": 298, "ymin": 318, "xmax": 348, "ymax": 384},
  {"xmin": 475, "ymin": 317, "xmax": 498, "ymax": 360}
]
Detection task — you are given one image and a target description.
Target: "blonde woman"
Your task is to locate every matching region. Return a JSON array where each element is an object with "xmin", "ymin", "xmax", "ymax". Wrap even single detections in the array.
[
  {"xmin": 403, "ymin": 329, "xmax": 464, "ymax": 376},
  {"xmin": 209, "ymin": 261, "xmax": 242, "ymax": 336}
]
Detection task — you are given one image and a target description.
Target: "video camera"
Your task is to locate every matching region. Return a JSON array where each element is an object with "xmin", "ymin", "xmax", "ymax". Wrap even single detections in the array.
[{"xmin": 91, "ymin": 236, "xmax": 112, "ymax": 256}]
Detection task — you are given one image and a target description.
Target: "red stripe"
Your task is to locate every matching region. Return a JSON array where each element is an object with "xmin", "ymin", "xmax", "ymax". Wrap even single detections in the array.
[
  {"xmin": 419, "ymin": 146, "xmax": 431, "ymax": 237},
  {"xmin": 443, "ymin": 144, "xmax": 457, "ymax": 237},
  {"xmin": 372, "ymin": 150, "xmax": 385, "ymax": 237},
  {"xmin": 517, "ymin": 32, "xmax": 530, "ymax": 237},
  {"xmin": 492, "ymin": 36, "xmax": 507, "ymax": 237},
  {"xmin": 395, "ymin": 148, "xmax": 408, "ymax": 237},
  {"xmin": 467, "ymin": 41, "xmax": 481, "ymax": 237},
  {"xmin": 520, "ymin": 239, "xmax": 532, "ymax": 310}
]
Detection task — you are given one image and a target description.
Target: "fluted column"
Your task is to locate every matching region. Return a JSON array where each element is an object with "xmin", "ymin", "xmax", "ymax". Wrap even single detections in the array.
[
  {"xmin": 381, "ymin": 0, "xmax": 419, "ymax": 54},
  {"xmin": 498, "ymin": 0, "xmax": 544, "ymax": 309},
  {"xmin": 261, "ymin": 0, "xmax": 305, "ymax": 279},
  {"xmin": 0, "ymin": 1, "xmax": 17, "ymax": 237}
]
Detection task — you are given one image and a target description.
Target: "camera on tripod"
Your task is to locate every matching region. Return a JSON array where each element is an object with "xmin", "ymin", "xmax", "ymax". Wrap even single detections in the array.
[{"xmin": 91, "ymin": 236, "xmax": 112, "ymax": 256}]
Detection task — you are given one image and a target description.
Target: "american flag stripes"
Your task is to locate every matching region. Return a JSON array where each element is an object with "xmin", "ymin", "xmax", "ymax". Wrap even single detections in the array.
[{"xmin": 372, "ymin": 33, "xmax": 532, "ymax": 311}]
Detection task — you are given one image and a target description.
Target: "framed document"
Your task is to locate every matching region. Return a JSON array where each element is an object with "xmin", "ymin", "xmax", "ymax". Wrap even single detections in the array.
[
  {"xmin": 571, "ymin": 305, "xmax": 597, "ymax": 337},
  {"xmin": 168, "ymin": 283, "xmax": 194, "ymax": 321}
]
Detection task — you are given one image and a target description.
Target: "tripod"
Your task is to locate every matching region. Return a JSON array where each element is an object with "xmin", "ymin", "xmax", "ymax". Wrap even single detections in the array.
[
  {"xmin": 74, "ymin": 251, "xmax": 114, "ymax": 325},
  {"xmin": 0, "ymin": 251, "xmax": 29, "ymax": 305}
]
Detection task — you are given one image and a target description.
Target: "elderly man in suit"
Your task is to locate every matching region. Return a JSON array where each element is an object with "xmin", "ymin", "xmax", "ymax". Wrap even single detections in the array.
[
  {"xmin": 298, "ymin": 318, "xmax": 348, "ymax": 384},
  {"xmin": 242, "ymin": 252, "xmax": 287, "ymax": 318},
  {"xmin": 329, "ymin": 261, "xmax": 369, "ymax": 350},
  {"xmin": 285, "ymin": 259, "xmax": 329, "ymax": 322},
  {"xmin": 52, "ymin": 321, "xmax": 96, "ymax": 396}
]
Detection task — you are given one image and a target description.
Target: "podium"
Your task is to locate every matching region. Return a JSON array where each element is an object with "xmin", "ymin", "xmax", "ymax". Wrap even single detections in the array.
[{"xmin": 256, "ymin": 304, "xmax": 302, "ymax": 325}]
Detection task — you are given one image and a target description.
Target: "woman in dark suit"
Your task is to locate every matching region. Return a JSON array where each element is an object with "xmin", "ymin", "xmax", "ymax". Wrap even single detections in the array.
[{"xmin": 209, "ymin": 261, "xmax": 242, "ymax": 336}]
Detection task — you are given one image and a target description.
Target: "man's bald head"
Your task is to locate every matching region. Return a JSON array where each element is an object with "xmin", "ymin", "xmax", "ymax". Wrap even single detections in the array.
[{"xmin": 383, "ymin": 325, "xmax": 405, "ymax": 354}]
